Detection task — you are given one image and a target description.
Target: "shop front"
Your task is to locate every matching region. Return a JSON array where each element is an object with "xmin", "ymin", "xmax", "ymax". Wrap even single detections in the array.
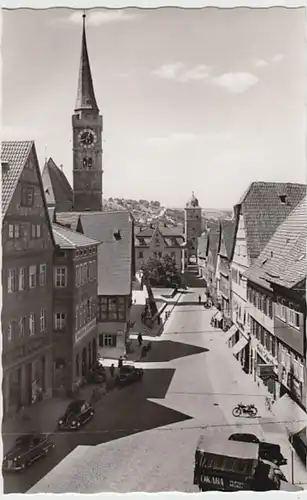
[
  {"xmin": 253, "ymin": 340, "xmax": 278, "ymax": 398},
  {"xmin": 73, "ymin": 318, "xmax": 97, "ymax": 390}
]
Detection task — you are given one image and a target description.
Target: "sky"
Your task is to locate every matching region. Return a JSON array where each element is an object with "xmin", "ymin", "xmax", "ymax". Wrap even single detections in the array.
[{"xmin": 2, "ymin": 7, "xmax": 307, "ymax": 209}]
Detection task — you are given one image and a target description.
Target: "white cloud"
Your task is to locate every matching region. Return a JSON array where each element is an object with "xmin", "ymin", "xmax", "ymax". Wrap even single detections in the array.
[
  {"xmin": 254, "ymin": 59, "xmax": 268, "ymax": 68},
  {"xmin": 56, "ymin": 9, "xmax": 139, "ymax": 26},
  {"xmin": 152, "ymin": 63, "xmax": 210, "ymax": 82},
  {"xmin": 211, "ymin": 72, "xmax": 259, "ymax": 94},
  {"xmin": 272, "ymin": 53, "xmax": 284, "ymax": 63}
]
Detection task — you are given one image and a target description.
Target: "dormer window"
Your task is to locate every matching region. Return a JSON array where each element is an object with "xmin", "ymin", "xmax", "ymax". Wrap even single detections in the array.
[
  {"xmin": 113, "ymin": 230, "xmax": 121, "ymax": 241},
  {"xmin": 279, "ymin": 194, "xmax": 287, "ymax": 204},
  {"xmin": 2, "ymin": 161, "xmax": 9, "ymax": 174}
]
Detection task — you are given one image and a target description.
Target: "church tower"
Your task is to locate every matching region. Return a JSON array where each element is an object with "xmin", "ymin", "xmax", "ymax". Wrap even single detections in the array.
[
  {"xmin": 72, "ymin": 13, "xmax": 103, "ymax": 211},
  {"xmin": 184, "ymin": 191, "xmax": 202, "ymax": 260}
]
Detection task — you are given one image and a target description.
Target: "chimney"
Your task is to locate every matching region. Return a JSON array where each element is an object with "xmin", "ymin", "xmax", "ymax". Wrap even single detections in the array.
[{"xmin": 60, "ymin": 164, "xmax": 64, "ymax": 172}]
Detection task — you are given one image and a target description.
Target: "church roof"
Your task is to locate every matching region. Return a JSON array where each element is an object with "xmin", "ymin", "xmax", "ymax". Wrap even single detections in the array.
[
  {"xmin": 75, "ymin": 14, "xmax": 99, "ymax": 112},
  {"xmin": 42, "ymin": 158, "xmax": 73, "ymax": 207},
  {"xmin": 1, "ymin": 140, "xmax": 33, "ymax": 217}
]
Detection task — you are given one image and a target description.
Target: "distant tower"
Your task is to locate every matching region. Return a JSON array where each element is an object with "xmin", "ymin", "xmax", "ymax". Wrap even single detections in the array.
[
  {"xmin": 72, "ymin": 13, "xmax": 103, "ymax": 211},
  {"xmin": 184, "ymin": 191, "xmax": 202, "ymax": 261}
]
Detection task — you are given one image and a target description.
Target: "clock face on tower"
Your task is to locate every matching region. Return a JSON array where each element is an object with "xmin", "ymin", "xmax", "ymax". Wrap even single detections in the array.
[{"xmin": 78, "ymin": 128, "xmax": 97, "ymax": 148}]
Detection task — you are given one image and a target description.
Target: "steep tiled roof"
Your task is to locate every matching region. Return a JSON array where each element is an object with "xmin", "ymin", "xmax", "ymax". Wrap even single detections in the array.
[
  {"xmin": 52, "ymin": 223, "xmax": 99, "ymax": 249},
  {"xmin": 41, "ymin": 158, "xmax": 73, "ymax": 208},
  {"xmin": 136, "ymin": 224, "xmax": 184, "ymax": 238},
  {"xmin": 56, "ymin": 212, "xmax": 81, "ymax": 232},
  {"xmin": 57, "ymin": 211, "xmax": 133, "ymax": 295},
  {"xmin": 237, "ymin": 182, "xmax": 306, "ymax": 260},
  {"xmin": 1, "ymin": 141, "xmax": 33, "ymax": 217},
  {"xmin": 244, "ymin": 196, "xmax": 307, "ymax": 289},
  {"xmin": 220, "ymin": 219, "xmax": 235, "ymax": 259}
]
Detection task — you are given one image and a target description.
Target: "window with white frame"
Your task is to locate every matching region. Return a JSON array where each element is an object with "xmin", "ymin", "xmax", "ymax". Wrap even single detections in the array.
[
  {"xmin": 54, "ymin": 312, "xmax": 66, "ymax": 331},
  {"xmin": 29, "ymin": 313, "xmax": 35, "ymax": 335},
  {"xmin": 39, "ymin": 264, "xmax": 47, "ymax": 286},
  {"xmin": 29, "ymin": 265, "xmax": 37, "ymax": 288},
  {"xmin": 54, "ymin": 267, "xmax": 67, "ymax": 287},
  {"xmin": 75, "ymin": 305, "xmax": 79, "ymax": 331},
  {"xmin": 103, "ymin": 334, "xmax": 117, "ymax": 347},
  {"xmin": 8, "ymin": 223, "xmax": 20, "ymax": 239},
  {"xmin": 280, "ymin": 303, "xmax": 286, "ymax": 321},
  {"xmin": 18, "ymin": 267, "xmax": 25, "ymax": 291},
  {"xmin": 7, "ymin": 269, "xmax": 16, "ymax": 293},
  {"xmin": 7, "ymin": 323, "xmax": 13, "ymax": 342},
  {"xmin": 288, "ymin": 308, "xmax": 300, "ymax": 329},
  {"xmin": 31, "ymin": 224, "xmax": 41, "ymax": 239},
  {"xmin": 40, "ymin": 309, "xmax": 46, "ymax": 332}
]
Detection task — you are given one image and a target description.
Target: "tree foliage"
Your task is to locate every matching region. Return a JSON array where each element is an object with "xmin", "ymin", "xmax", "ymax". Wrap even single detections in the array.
[{"xmin": 141, "ymin": 254, "xmax": 181, "ymax": 287}]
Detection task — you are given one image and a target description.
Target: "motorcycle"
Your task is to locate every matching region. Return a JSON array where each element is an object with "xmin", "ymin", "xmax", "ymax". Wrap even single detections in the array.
[{"xmin": 232, "ymin": 402, "xmax": 258, "ymax": 418}]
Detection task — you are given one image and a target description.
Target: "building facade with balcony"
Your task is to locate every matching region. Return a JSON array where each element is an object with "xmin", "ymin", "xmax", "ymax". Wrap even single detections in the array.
[
  {"xmin": 2, "ymin": 141, "xmax": 56, "ymax": 418},
  {"xmin": 244, "ymin": 195, "xmax": 307, "ymax": 464},
  {"xmin": 51, "ymin": 223, "xmax": 99, "ymax": 395},
  {"xmin": 228, "ymin": 182, "xmax": 306, "ymax": 374},
  {"xmin": 135, "ymin": 223, "xmax": 186, "ymax": 274}
]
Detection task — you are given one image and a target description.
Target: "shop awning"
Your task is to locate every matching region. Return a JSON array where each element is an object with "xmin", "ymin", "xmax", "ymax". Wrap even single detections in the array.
[
  {"xmin": 272, "ymin": 393, "xmax": 307, "ymax": 436},
  {"xmin": 226, "ymin": 324, "xmax": 237, "ymax": 341},
  {"xmin": 232, "ymin": 336, "xmax": 248, "ymax": 356}
]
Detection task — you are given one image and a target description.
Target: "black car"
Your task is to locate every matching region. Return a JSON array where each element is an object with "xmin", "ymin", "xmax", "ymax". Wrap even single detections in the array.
[
  {"xmin": 116, "ymin": 365, "xmax": 144, "ymax": 386},
  {"xmin": 229, "ymin": 433, "xmax": 260, "ymax": 444},
  {"xmin": 2, "ymin": 433, "xmax": 55, "ymax": 472},
  {"xmin": 58, "ymin": 399, "xmax": 95, "ymax": 431},
  {"xmin": 229, "ymin": 434, "xmax": 287, "ymax": 466}
]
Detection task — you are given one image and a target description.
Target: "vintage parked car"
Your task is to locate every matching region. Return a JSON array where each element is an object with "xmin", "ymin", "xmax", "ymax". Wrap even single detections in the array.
[
  {"xmin": 58, "ymin": 399, "xmax": 95, "ymax": 431},
  {"xmin": 116, "ymin": 365, "xmax": 144, "ymax": 387},
  {"xmin": 2, "ymin": 433, "xmax": 55, "ymax": 472},
  {"xmin": 229, "ymin": 434, "xmax": 287, "ymax": 466}
]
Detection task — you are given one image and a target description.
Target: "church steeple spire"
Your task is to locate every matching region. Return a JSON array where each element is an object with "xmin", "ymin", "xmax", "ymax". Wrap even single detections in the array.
[{"xmin": 75, "ymin": 12, "xmax": 99, "ymax": 112}]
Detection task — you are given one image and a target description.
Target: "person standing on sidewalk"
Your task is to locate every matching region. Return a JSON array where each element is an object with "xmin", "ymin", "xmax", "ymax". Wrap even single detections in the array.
[
  {"xmin": 138, "ymin": 333, "xmax": 143, "ymax": 346},
  {"xmin": 198, "ymin": 295, "xmax": 201, "ymax": 304},
  {"xmin": 110, "ymin": 364, "xmax": 115, "ymax": 378},
  {"xmin": 118, "ymin": 357, "xmax": 123, "ymax": 370}
]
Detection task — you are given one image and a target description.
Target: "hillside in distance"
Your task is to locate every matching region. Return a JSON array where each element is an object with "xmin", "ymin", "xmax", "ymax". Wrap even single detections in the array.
[{"xmin": 104, "ymin": 197, "xmax": 232, "ymax": 229}]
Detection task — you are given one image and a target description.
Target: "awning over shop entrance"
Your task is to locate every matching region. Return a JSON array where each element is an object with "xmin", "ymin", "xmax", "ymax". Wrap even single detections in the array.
[
  {"xmin": 225, "ymin": 324, "xmax": 237, "ymax": 341},
  {"xmin": 232, "ymin": 336, "xmax": 248, "ymax": 356},
  {"xmin": 272, "ymin": 393, "xmax": 307, "ymax": 436}
]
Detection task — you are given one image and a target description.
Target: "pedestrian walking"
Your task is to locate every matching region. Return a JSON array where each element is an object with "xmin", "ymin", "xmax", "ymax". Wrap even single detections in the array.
[
  {"xmin": 198, "ymin": 295, "xmax": 201, "ymax": 304},
  {"xmin": 118, "ymin": 356, "xmax": 123, "ymax": 369},
  {"xmin": 110, "ymin": 364, "xmax": 115, "ymax": 378},
  {"xmin": 138, "ymin": 333, "xmax": 143, "ymax": 346}
]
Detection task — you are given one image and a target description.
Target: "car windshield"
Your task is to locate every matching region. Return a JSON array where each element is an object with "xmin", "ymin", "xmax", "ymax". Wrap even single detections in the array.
[
  {"xmin": 16, "ymin": 435, "xmax": 33, "ymax": 446},
  {"xmin": 65, "ymin": 401, "xmax": 82, "ymax": 415}
]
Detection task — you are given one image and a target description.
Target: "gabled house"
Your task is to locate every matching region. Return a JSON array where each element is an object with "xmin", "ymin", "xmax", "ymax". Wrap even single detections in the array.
[
  {"xmin": 2, "ymin": 141, "xmax": 56, "ymax": 418},
  {"xmin": 215, "ymin": 219, "xmax": 235, "ymax": 326},
  {"xmin": 244, "ymin": 196, "xmax": 307, "ymax": 463},
  {"xmin": 56, "ymin": 210, "xmax": 135, "ymax": 360},
  {"xmin": 228, "ymin": 182, "xmax": 306, "ymax": 375},
  {"xmin": 135, "ymin": 223, "xmax": 186, "ymax": 274}
]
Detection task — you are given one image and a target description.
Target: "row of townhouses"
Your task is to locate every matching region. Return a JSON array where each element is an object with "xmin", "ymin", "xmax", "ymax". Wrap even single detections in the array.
[
  {"xmin": 198, "ymin": 181, "xmax": 307, "ymax": 464},
  {"xmin": 1, "ymin": 15, "xmax": 136, "ymax": 419}
]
